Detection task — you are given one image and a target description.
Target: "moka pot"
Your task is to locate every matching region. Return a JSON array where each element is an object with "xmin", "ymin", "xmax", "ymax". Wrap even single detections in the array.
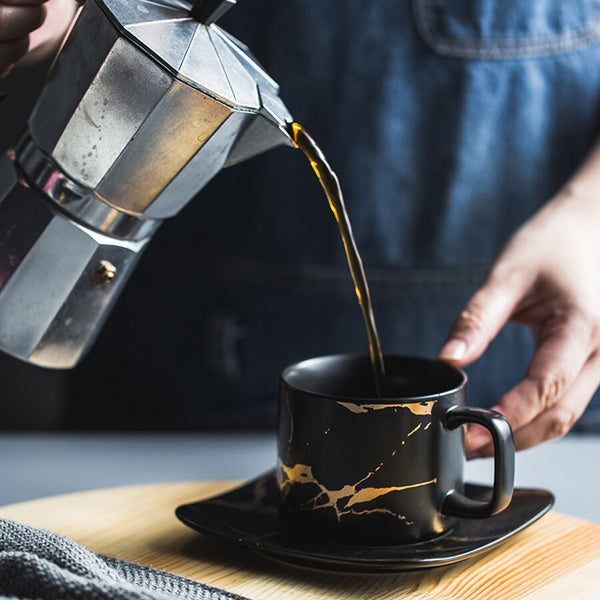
[{"xmin": 0, "ymin": 0, "xmax": 293, "ymax": 368}]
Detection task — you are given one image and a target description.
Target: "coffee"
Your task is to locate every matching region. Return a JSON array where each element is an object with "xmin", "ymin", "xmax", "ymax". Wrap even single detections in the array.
[{"xmin": 288, "ymin": 123, "xmax": 387, "ymax": 396}]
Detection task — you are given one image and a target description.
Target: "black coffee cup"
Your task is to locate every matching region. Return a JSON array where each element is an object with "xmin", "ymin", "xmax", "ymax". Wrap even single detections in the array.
[{"xmin": 277, "ymin": 354, "xmax": 514, "ymax": 545}]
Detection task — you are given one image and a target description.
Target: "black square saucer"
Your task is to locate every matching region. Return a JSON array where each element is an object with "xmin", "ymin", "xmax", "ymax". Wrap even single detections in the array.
[{"xmin": 175, "ymin": 470, "xmax": 554, "ymax": 573}]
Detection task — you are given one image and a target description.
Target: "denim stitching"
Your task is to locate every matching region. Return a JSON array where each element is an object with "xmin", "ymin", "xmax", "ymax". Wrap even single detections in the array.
[
  {"xmin": 413, "ymin": 0, "xmax": 600, "ymax": 59},
  {"xmin": 199, "ymin": 255, "xmax": 487, "ymax": 292}
]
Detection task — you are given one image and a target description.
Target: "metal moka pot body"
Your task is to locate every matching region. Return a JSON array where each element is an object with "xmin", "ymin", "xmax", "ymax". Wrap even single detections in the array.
[{"xmin": 0, "ymin": 0, "xmax": 292, "ymax": 368}]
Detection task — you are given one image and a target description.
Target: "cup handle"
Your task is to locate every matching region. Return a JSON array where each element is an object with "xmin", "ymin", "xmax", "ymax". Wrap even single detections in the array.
[{"xmin": 441, "ymin": 406, "xmax": 515, "ymax": 518}]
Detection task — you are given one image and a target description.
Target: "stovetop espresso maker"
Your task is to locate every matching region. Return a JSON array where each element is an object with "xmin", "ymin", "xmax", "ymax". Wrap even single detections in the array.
[{"xmin": 0, "ymin": 0, "xmax": 293, "ymax": 368}]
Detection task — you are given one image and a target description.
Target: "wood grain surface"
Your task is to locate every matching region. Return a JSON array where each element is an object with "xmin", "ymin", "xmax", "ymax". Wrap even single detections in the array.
[{"xmin": 1, "ymin": 481, "xmax": 599, "ymax": 599}]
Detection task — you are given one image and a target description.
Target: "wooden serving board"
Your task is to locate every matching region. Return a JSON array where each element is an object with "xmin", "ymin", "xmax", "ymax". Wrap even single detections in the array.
[{"xmin": 1, "ymin": 481, "xmax": 599, "ymax": 599}]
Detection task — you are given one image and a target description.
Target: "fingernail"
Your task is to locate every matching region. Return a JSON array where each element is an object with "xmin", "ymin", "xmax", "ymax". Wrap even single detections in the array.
[{"xmin": 439, "ymin": 339, "xmax": 467, "ymax": 361}]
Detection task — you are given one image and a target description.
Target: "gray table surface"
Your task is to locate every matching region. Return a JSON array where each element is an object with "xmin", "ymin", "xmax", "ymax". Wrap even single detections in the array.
[{"xmin": 0, "ymin": 432, "xmax": 598, "ymax": 523}]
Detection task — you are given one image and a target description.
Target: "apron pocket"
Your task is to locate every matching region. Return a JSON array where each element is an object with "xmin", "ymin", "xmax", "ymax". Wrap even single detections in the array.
[{"xmin": 413, "ymin": 0, "xmax": 600, "ymax": 59}]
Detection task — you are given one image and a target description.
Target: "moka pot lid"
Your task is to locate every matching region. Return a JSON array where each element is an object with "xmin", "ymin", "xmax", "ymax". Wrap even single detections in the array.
[{"xmin": 97, "ymin": 0, "xmax": 280, "ymax": 112}]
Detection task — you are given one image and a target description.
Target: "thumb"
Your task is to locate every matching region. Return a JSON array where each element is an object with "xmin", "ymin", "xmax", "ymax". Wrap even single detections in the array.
[{"xmin": 439, "ymin": 267, "xmax": 529, "ymax": 366}]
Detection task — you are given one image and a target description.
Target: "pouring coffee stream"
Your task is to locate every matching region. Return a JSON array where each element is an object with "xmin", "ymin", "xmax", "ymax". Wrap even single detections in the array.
[{"xmin": 288, "ymin": 123, "xmax": 387, "ymax": 396}]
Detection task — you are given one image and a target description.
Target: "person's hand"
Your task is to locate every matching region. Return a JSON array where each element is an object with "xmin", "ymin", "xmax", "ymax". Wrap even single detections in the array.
[
  {"xmin": 0, "ymin": 0, "xmax": 76, "ymax": 79},
  {"xmin": 438, "ymin": 174, "xmax": 600, "ymax": 456},
  {"xmin": 0, "ymin": 0, "xmax": 47, "ymax": 78}
]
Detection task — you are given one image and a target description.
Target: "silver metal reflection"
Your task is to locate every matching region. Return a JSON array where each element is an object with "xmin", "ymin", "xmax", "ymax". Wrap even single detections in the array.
[{"xmin": 0, "ymin": 0, "xmax": 293, "ymax": 368}]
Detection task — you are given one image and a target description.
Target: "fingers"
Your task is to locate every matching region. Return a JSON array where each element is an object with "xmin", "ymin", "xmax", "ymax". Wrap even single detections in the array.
[
  {"xmin": 465, "ymin": 423, "xmax": 490, "ymax": 459},
  {"xmin": 462, "ymin": 301, "xmax": 598, "ymax": 457},
  {"xmin": 20, "ymin": 0, "xmax": 78, "ymax": 62},
  {"xmin": 468, "ymin": 309, "xmax": 598, "ymax": 456},
  {"xmin": 0, "ymin": 2, "xmax": 45, "ymax": 75},
  {"xmin": 439, "ymin": 266, "xmax": 531, "ymax": 365},
  {"xmin": 512, "ymin": 353, "xmax": 600, "ymax": 450},
  {"xmin": 470, "ymin": 352, "xmax": 600, "ymax": 457},
  {"xmin": 0, "ymin": 4, "xmax": 46, "ymax": 41},
  {"xmin": 497, "ymin": 308, "xmax": 593, "ymax": 430}
]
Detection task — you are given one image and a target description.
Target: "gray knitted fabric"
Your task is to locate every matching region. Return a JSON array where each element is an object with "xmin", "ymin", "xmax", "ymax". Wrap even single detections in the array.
[{"xmin": 0, "ymin": 519, "xmax": 249, "ymax": 600}]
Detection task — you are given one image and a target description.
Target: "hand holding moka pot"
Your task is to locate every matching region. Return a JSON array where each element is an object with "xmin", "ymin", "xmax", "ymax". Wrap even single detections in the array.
[{"xmin": 0, "ymin": 0, "xmax": 293, "ymax": 368}]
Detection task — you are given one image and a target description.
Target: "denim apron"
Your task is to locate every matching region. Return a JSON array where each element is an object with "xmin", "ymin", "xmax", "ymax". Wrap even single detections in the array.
[{"xmin": 68, "ymin": 0, "xmax": 600, "ymax": 430}]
